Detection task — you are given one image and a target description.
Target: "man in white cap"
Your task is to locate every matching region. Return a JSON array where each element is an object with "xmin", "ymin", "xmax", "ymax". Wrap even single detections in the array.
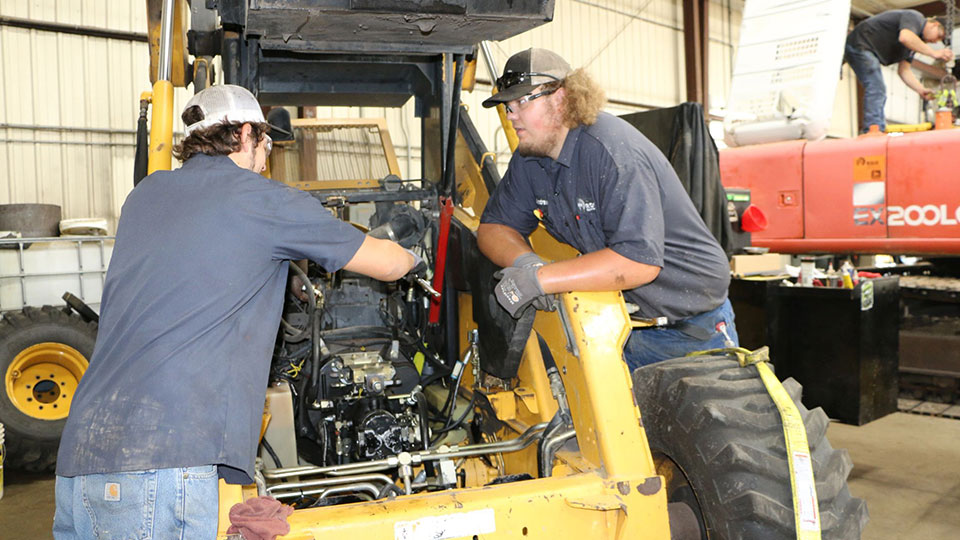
[
  {"xmin": 53, "ymin": 84, "xmax": 417, "ymax": 538},
  {"xmin": 478, "ymin": 49, "xmax": 738, "ymax": 369}
]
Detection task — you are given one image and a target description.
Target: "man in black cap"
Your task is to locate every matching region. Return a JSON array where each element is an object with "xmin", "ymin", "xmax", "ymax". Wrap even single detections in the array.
[
  {"xmin": 478, "ymin": 48, "xmax": 737, "ymax": 370},
  {"xmin": 845, "ymin": 10, "xmax": 951, "ymax": 132},
  {"xmin": 53, "ymin": 84, "xmax": 418, "ymax": 538}
]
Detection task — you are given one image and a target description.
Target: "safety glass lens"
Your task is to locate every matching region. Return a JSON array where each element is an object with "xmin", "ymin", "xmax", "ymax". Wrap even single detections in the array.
[{"xmin": 504, "ymin": 88, "xmax": 557, "ymax": 114}]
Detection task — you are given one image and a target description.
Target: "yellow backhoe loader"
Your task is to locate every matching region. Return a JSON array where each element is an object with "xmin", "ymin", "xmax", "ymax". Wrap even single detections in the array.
[{"xmin": 49, "ymin": 1, "xmax": 875, "ymax": 538}]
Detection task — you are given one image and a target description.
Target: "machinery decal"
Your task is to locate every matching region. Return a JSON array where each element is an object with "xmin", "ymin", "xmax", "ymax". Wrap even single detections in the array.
[
  {"xmin": 851, "ymin": 155, "xmax": 886, "ymax": 227},
  {"xmin": 394, "ymin": 508, "xmax": 496, "ymax": 540},
  {"xmin": 887, "ymin": 204, "xmax": 960, "ymax": 226},
  {"xmin": 852, "ymin": 155, "xmax": 885, "ymax": 182},
  {"xmin": 853, "ymin": 204, "xmax": 960, "ymax": 227},
  {"xmin": 853, "ymin": 206, "xmax": 885, "ymax": 226},
  {"xmin": 852, "ymin": 180, "xmax": 886, "ymax": 227}
]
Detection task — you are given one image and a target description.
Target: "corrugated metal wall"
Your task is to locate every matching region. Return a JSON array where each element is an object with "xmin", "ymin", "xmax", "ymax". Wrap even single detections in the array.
[
  {"xmin": 308, "ymin": 0, "xmax": 744, "ymax": 183},
  {"xmin": 0, "ymin": 0, "xmax": 745, "ymax": 233},
  {"xmin": 0, "ymin": 1, "xmax": 192, "ymax": 232}
]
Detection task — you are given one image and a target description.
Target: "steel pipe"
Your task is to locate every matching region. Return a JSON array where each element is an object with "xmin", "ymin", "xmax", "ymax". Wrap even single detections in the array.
[
  {"xmin": 271, "ymin": 482, "xmax": 381, "ymax": 501},
  {"xmin": 157, "ymin": 0, "xmax": 175, "ymax": 82},
  {"xmin": 264, "ymin": 473, "xmax": 393, "ymax": 495},
  {"xmin": 264, "ymin": 422, "xmax": 548, "ymax": 481}
]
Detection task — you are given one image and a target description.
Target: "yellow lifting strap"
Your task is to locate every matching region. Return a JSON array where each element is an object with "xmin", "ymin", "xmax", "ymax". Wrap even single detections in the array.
[{"xmin": 688, "ymin": 346, "xmax": 822, "ymax": 539}]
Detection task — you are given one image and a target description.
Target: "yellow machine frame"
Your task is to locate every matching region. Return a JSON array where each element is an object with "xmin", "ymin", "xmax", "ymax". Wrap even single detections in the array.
[
  {"xmin": 226, "ymin": 289, "xmax": 671, "ymax": 539},
  {"xmin": 209, "ymin": 117, "xmax": 670, "ymax": 538},
  {"xmin": 140, "ymin": 10, "xmax": 671, "ymax": 536}
]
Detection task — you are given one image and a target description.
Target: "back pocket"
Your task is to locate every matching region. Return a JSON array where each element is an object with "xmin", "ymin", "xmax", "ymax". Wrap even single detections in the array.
[{"xmin": 81, "ymin": 470, "xmax": 157, "ymax": 539}]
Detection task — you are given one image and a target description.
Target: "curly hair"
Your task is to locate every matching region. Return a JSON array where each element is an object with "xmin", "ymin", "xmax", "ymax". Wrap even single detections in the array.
[
  {"xmin": 551, "ymin": 68, "xmax": 606, "ymax": 128},
  {"xmin": 172, "ymin": 105, "xmax": 270, "ymax": 162}
]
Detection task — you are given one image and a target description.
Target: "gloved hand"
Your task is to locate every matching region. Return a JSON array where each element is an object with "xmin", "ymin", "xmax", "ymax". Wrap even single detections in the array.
[
  {"xmin": 494, "ymin": 265, "xmax": 550, "ymax": 318},
  {"xmin": 509, "ymin": 252, "xmax": 556, "ymax": 312},
  {"xmin": 405, "ymin": 248, "xmax": 427, "ymax": 276},
  {"xmin": 512, "ymin": 252, "xmax": 546, "ymax": 268}
]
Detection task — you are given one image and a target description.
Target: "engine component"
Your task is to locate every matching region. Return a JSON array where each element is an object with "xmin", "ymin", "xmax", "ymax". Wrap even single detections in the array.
[
  {"xmin": 356, "ymin": 409, "xmax": 406, "ymax": 460},
  {"xmin": 368, "ymin": 204, "xmax": 427, "ymax": 248},
  {"xmin": 342, "ymin": 351, "xmax": 396, "ymax": 394}
]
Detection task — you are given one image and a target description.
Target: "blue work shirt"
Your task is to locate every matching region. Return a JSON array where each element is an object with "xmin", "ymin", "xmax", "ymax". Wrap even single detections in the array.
[
  {"xmin": 56, "ymin": 154, "xmax": 366, "ymax": 484},
  {"xmin": 481, "ymin": 112, "xmax": 730, "ymax": 322},
  {"xmin": 847, "ymin": 9, "xmax": 926, "ymax": 65}
]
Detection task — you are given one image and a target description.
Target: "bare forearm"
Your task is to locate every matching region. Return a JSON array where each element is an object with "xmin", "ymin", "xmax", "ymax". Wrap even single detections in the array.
[
  {"xmin": 898, "ymin": 62, "xmax": 926, "ymax": 94},
  {"xmin": 477, "ymin": 223, "xmax": 534, "ymax": 268},
  {"xmin": 537, "ymin": 248, "xmax": 660, "ymax": 294},
  {"xmin": 900, "ymin": 30, "xmax": 938, "ymax": 57},
  {"xmin": 343, "ymin": 236, "xmax": 414, "ymax": 281}
]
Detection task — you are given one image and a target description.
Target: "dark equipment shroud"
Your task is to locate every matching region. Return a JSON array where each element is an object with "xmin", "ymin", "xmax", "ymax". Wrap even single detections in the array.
[{"xmin": 620, "ymin": 103, "xmax": 734, "ymax": 256}]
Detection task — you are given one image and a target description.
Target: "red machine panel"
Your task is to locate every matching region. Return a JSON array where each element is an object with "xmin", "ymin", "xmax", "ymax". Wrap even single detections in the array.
[
  {"xmin": 719, "ymin": 140, "xmax": 805, "ymax": 239},
  {"xmin": 803, "ymin": 135, "xmax": 888, "ymax": 239},
  {"xmin": 886, "ymin": 129, "xmax": 960, "ymax": 240}
]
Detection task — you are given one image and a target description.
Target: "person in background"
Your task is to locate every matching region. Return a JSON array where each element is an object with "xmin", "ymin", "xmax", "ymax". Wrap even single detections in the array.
[{"xmin": 845, "ymin": 10, "xmax": 952, "ymax": 132}]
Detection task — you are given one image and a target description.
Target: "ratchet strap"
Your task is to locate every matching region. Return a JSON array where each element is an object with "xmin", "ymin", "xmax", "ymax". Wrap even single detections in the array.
[{"xmin": 688, "ymin": 346, "xmax": 821, "ymax": 540}]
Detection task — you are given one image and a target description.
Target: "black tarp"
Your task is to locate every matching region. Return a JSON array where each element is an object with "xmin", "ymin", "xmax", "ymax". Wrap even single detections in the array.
[{"xmin": 619, "ymin": 102, "xmax": 733, "ymax": 255}]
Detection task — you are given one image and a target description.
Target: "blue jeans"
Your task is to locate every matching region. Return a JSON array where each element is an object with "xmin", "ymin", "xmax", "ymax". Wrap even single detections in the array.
[
  {"xmin": 54, "ymin": 466, "xmax": 220, "ymax": 540},
  {"xmin": 623, "ymin": 299, "xmax": 740, "ymax": 372},
  {"xmin": 845, "ymin": 43, "xmax": 886, "ymax": 132}
]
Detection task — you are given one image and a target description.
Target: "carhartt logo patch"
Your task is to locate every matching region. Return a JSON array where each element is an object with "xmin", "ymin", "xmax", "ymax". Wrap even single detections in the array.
[{"xmin": 104, "ymin": 483, "xmax": 120, "ymax": 502}]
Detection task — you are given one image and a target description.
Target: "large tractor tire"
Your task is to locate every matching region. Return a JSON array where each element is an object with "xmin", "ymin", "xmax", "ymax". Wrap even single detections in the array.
[
  {"xmin": 632, "ymin": 355, "xmax": 868, "ymax": 540},
  {"xmin": 0, "ymin": 306, "xmax": 97, "ymax": 472}
]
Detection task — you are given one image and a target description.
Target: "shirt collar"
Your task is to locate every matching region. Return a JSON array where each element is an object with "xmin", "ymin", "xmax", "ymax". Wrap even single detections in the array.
[
  {"xmin": 553, "ymin": 124, "xmax": 582, "ymax": 168},
  {"xmin": 182, "ymin": 153, "xmax": 238, "ymax": 170}
]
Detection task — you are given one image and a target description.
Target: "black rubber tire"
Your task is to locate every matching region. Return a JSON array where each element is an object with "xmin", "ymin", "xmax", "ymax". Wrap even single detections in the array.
[
  {"xmin": 632, "ymin": 355, "xmax": 868, "ymax": 540},
  {"xmin": 0, "ymin": 306, "xmax": 98, "ymax": 472}
]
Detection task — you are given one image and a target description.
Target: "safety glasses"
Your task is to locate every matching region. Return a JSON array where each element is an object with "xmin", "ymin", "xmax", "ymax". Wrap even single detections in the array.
[
  {"xmin": 504, "ymin": 88, "xmax": 558, "ymax": 114},
  {"xmin": 495, "ymin": 71, "xmax": 561, "ymax": 92},
  {"xmin": 262, "ymin": 134, "xmax": 273, "ymax": 157}
]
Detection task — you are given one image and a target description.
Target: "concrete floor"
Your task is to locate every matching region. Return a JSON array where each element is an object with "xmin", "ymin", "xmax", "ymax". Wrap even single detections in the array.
[{"xmin": 1, "ymin": 412, "xmax": 958, "ymax": 539}]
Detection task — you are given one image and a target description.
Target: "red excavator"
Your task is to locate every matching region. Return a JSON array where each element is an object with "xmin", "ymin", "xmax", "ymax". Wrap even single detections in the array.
[{"xmin": 719, "ymin": 126, "xmax": 960, "ymax": 256}]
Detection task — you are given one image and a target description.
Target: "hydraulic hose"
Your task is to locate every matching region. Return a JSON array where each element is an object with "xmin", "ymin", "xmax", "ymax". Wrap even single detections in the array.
[
  {"xmin": 310, "ymin": 316, "xmax": 322, "ymax": 406},
  {"xmin": 133, "ymin": 96, "xmax": 150, "ymax": 186},
  {"xmin": 377, "ymin": 483, "xmax": 404, "ymax": 499},
  {"xmin": 442, "ymin": 54, "xmax": 466, "ymax": 198},
  {"xmin": 413, "ymin": 390, "xmax": 431, "ymax": 452},
  {"xmin": 282, "ymin": 261, "xmax": 315, "ymax": 342},
  {"xmin": 260, "ymin": 437, "xmax": 283, "ymax": 469}
]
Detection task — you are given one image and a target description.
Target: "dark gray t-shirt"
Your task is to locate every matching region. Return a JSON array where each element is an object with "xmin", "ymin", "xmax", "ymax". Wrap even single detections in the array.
[
  {"xmin": 847, "ymin": 9, "xmax": 925, "ymax": 65},
  {"xmin": 56, "ymin": 154, "xmax": 366, "ymax": 483},
  {"xmin": 481, "ymin": 112, "xmax": 730, "ymax": 322}
]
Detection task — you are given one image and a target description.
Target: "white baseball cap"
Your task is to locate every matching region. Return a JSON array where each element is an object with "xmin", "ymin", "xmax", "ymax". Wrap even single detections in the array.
[{"xmin": 182, "ymin": 84, "xmax": 268, "ymax": 137}]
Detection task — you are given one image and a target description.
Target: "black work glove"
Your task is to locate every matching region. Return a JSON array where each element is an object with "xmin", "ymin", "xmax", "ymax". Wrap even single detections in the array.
[
  {"xmin": 494, "ymin": 265, "xmax": 550, "ymax": 318},
  {"xmin": 509, "ymin": 252, "xmax": 556, "ymax": 312},
  {"xmin": 404, "ymin": 248, "xmax": 427, "ymax": 276}
]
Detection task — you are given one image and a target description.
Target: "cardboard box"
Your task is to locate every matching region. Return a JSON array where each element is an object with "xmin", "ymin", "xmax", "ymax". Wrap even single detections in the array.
[{"xmin": 730, "ymin": 253, "xmax": 784, "ymax": 277}]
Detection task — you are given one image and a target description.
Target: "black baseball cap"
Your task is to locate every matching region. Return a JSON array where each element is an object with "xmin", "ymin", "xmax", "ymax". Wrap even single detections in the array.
[{"xmin": 482, "ymin": 48, "xmax": 572, "ymax": 108}]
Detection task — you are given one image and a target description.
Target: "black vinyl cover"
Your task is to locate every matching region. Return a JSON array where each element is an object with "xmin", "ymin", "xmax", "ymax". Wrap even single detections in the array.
[
  {"xmin": 619, "ymin": 103, "xmax": 733, "ymax": 255},
  {"xmin": 447, "ymin": 219, "xmax": 528, "ymax": 379}
]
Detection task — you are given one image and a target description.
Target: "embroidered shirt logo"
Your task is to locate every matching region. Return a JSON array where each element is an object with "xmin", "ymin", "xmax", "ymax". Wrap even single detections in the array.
[
  {"xmin": 577, "ymin": 198, "xmax": 596, "ymax": 213},
  {"xmin": 104, "ymin": 482, "xmax": 121, "ymax": 502},
  {"xmin": 535, "ymin": 199, "xmax": 549, "ymax": 206}
]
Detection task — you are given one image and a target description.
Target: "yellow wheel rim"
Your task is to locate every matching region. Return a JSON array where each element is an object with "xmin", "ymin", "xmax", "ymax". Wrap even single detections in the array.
[{"xmin": 5, "ymin": 342, "xmax": 88, "ymax": 420}]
